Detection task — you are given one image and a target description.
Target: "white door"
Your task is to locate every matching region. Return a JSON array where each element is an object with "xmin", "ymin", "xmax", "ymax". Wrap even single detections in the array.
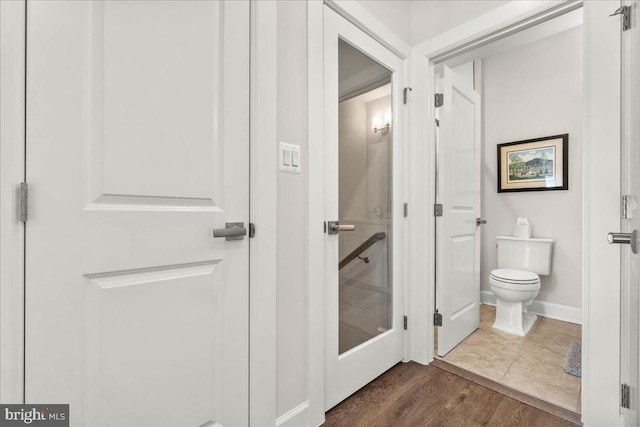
[
  {"xmin": 435, "ymin": 65, "xmax": 482, "ymax": 356},
  {"xmin": 25, "ymin": 1, "xmax": 249, "ymax": 426},
  {"xmin": 323, "ymin": 7, "xmax": 406, "ymax": 410},
  {"xmin": 620, "ymin": 1, "xmax": 640, "ymax": 424}
]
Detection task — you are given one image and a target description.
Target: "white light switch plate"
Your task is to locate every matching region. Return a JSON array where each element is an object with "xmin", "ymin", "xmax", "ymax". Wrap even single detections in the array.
[{"xmin": 279, "ymin": 142, "xmax": 301, "ymax": 174}]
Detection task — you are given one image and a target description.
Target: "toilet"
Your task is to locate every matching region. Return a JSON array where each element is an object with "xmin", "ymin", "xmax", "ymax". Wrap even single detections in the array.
[{"xmin": 490, "ymin": 236, "xmax": 555, "ymax": 336}]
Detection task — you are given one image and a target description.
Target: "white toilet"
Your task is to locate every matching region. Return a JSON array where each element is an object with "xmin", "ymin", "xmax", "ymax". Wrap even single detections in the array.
[{"xmin": 490, "ymin": 236, "xmax": 555, "ymax": 336}]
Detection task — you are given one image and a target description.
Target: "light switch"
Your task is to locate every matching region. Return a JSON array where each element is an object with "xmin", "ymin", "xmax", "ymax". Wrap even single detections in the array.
[{"xmin": 279, "ymin": 141, "xmax": 301, "ymax": 174}]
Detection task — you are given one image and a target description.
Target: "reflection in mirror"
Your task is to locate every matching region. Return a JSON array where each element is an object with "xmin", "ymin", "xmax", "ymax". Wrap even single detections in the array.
[{"xmin": 338, "ymin": 39, "xmax": 393, "ymax": 354}]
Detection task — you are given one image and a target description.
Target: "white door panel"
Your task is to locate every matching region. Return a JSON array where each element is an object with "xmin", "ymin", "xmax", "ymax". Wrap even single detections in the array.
[
  {"xmin": 324, "ymin": 7, "xmax": 405, "ymax": 410},
  {"xmin": 26, "ymin": 1, "xmax": 249, "ymax": 426},
  {"xmin": 621, "ymin": 1, "xmax": 640, "ymax": 424},
  {"xmin": 436, "ymin": 65, "xmax": 481, "ymax": 357}
]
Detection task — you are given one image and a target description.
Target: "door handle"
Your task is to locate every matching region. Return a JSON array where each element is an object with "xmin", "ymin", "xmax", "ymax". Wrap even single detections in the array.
[
  {"xmin": 213, "ymin": 222, "xmax": 247, "ymax": 241},
  {"xmin": 327, "ymin": 221, "xmax": 356, "ymax": 235},
  {"xmin": 476, "ymin": 218, "xmax": 487, "ymax": 226},
  {"xmin": 608, "ymin": 230, "xmax": 638, "ymax": 254}
]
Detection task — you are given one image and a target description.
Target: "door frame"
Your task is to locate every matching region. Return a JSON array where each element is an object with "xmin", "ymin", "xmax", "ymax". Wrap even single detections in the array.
[
  {"xmin": 307, "ymin": 1, "xmax": 411, "ymax": 425},
  {"xmin": 0, "ymin": 1, "xmax": 279, "ymax": 425},
  {"xmin": 410, "ymin": 0, "xmax": 623, "ymax": 425}
]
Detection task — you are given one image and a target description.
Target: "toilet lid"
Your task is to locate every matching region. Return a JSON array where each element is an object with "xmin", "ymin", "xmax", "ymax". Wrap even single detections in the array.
[{"xmin": 490, "ymin": 268, "xmax": 539, "ymax": 283}]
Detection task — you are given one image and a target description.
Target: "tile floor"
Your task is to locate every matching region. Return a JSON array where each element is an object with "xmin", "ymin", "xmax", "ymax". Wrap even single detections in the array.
[{"xmin": 438, "ymin": 304, "xmax": 582, "ymax": 413}]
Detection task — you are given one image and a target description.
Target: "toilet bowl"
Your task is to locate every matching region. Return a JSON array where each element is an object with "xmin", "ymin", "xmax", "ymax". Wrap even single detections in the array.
[
  {"xmin": 489, "ymin": 269, "xmax": 540, "ymax": 336},
  {"xmin": 490, "ymin": 236, "xmax": 554, "ymax": 336}
]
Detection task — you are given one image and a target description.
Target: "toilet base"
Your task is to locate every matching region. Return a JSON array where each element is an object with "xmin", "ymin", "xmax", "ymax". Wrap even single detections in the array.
[{"xmin": 492, "ymin": 300, "xmax": 538, "ymax": 336}]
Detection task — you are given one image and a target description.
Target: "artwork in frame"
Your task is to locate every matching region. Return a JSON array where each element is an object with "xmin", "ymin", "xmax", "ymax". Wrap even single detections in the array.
[{"xmin": 497, "ymin": 134, "xmax": 568, "ymax": 193}]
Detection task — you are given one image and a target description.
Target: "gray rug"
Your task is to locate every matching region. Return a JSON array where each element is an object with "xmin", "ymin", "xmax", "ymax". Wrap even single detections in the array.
[{"xmin": 564, "ymin": 342, "xmax": 582, "ymax": 378}]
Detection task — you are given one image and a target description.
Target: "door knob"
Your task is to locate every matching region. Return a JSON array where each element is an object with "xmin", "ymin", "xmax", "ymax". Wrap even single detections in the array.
[
  {"xmin": 607, "ymin": 230, "xmax": 638, "ymax": 254},
  {"xmin": 213, "ymin": 222, "xmax": 247, "ymax": 241},
  {"xmin": 476, "ymin": 218, "xmax": 487, "ymax": 226},
  {"xmin": 327, "ymin": 221, "xmax": 356, "ymax": 235}
]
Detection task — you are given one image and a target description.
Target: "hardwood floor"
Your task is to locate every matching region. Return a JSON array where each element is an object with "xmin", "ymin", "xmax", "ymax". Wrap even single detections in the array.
[{"xmin": 323, "ymin": 362, "xmax": 578, "ymax": 427}]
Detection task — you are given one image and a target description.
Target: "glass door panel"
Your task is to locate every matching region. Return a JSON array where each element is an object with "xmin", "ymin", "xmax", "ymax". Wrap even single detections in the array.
[{"xmin": 337, "ymin": 39, "xmax": 393, "ymax": 354}]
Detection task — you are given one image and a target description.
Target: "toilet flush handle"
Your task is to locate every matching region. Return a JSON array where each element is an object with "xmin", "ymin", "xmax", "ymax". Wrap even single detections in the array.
[
  {"xmin": 608, "ymin": 230, "xmax": 638, "ymax": 254},
  {"xmin": 476, "ymin": 218, "xmax": 487, "ymax": 226}
]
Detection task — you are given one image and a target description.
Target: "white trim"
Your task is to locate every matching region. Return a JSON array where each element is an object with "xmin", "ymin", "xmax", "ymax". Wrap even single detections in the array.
[
  {"xmin": 275, "ymin": 401, "xmax": 310, "ymax": 427},
  {"xmin": 582, "ymin": 1, "xmax": 623, "ymax": 425},
  {"xmin": 480, "ymin": 291, "xmax": 582, "ymax": 325},
  {"xmin": 249, "ymin": 1, "xmax": 278, "ymax": 426},
  {"xmin": 0, "ymin": 0, "xmax": 25, "ymax": 404},
  {"xmin": 307, "ymin": 0, "xmax": 326, "ymax": 425},
  {"xmin": 323, "ymin": 0, "xmax": 410, "ymax": 59},
  {"xmin": 416, "ymin": 0, "xmax": 582, "ymax": 64}
]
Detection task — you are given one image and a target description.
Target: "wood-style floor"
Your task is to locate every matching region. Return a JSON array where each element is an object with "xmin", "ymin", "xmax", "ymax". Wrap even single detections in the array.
[{"xmin": 322, "ymin": 362, "xmax": 578, "ymax": 427}]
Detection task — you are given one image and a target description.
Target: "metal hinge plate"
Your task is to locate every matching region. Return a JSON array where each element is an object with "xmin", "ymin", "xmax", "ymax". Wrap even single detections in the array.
[
  {"xmin": 434, "ymin": 203, "xmax": 443, "ymax": 217},
  {"xmin": 435, "ymin": 119, "xmax": 440, "ymax": 127},
  {"xmin": 434, "ymin": 310, "xmax": 443, "ymax": 326},
  {"xmin": 611, "ymin": 6, "xmax": 631, "ymax": 31},
  {"xmin": 622, "ymin": 195, "xmax": 635, "ymax": 219},
  {"xmin": 403, "ymin": 315, "xmax": 408, "ymax": 330},
  {"xmin": 404, "ymin": 203, "xmax": 408, "ymax": 218},
  {"xmin": 622, "ymin": 383, "xmax": 631, "ymax": 409},
  {"xmin": 435, "ymin": 93, "xmax": 444, "ymax": 108},
  {"xmin": 20, "ymin": 182, "xmax": 28, "ymax": 223},
  {"xmin": 403, "ymin": 87, "xmax": 412, "ymax": 104}
]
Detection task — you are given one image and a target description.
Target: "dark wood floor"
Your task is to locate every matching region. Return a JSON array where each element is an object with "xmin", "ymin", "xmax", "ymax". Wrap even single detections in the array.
[{"xmin": 323, "ymin": 362, "xmax": 578, "ymax": 427}]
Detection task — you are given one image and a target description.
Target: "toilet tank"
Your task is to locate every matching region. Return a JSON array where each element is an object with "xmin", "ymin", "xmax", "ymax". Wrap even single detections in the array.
[{"xmin": 496, "ymin": 236, "xmax": 555, "ymax": 275}]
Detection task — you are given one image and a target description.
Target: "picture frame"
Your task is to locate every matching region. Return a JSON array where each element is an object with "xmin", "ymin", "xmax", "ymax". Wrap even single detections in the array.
[{"xmin": 497, "ymin": 134, "xmax": 569, "ymax": 193}]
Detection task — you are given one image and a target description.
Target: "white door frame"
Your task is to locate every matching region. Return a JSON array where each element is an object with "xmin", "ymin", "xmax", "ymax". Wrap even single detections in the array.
[
  {"xmin": 410, "ymin": 0, "xmax": 623, "ymax": 425},
  {"xmin": 0, "ymin": 2, "xmax": 278, "ymax": 425},
  {"xmin": 307, "ymin": 1, "xmax": 410, "ymax": 425}
]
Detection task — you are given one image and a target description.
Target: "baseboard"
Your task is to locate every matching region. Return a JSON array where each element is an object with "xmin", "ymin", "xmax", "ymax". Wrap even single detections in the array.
[
  {"xmin": 276, "ymin": 401, "xmax": 310, "ymax": 427},
  {"xmin": 480, "ymin": 291, "xmax": 582, "ymax": 325}
]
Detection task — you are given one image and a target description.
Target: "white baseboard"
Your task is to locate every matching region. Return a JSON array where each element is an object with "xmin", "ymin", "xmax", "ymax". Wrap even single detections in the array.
[
  {"xmin": 480, "ymin": 290, "xmax": 582, "ymax": 325},
  {"xmin": 276, "ymin": 401, "xmax": 310, "ymax": 427}
]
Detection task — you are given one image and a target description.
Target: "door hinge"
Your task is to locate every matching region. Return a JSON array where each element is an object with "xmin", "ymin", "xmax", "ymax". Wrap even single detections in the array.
[
  {"xmin": 435, "ymin": 93, "xmax": 444, "ymax": 108},
  {"xmin": 435, "ymin": 118, "xmax": 440, "ymax": 127},
  {"xmin": 622, "ymin": 383, "xmax": 631, "ymax": 409},
  {"xmin": 403, "ymin": 203, "xmax": 408, "ymax": 218},
  {"xmin": 403, "ymin": 87, "xmax": 412, "ymax": 105},
  {"xmin": 434, "ymin": 203, "xmax": 443, "ymax": 217},
  {"xmin": 249, "ymin": 223, "xmax": 256, "ymax": 238},
  {"xmin": 20, "ymin": 182, "xmax": 28, "ymax": 223},
  {"xmin": 434, "ymin": 310, "xmax": 443, "ymax": 326},
  {"xmin": 403, "ymin": 315, "xmax": 408, "ymax": 330},
  {"xmin": 622, "ymin": 195, "xmax": 633, "ymax": 219},
  {"xmin": 611, "ymin": 6, "xmax": 631, "ymax": 31}
]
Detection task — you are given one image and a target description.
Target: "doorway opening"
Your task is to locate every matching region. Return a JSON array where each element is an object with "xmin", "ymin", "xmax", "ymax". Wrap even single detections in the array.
[{"xmin": 433, "ymin": 5, "xmax": 584, "ymax": 419}]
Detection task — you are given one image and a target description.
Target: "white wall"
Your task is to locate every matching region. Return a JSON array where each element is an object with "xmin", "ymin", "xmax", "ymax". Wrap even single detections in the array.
[
  {"xmin": 480, "ymin": 26, "xmax": 584, "ymax": 309},
  {"xmin": 409, "ymin": 1, "xmax": 509, "ymax": 46},
  {"xmin": 276, "ymin": 0, "xmax": 308, "ymax": 418},
  {"xmin": 356, "ymin": 1, "xmax": 411, "ymax": 46},
  {"xmin": 357, "ymin": 0, "xmax": 508, "ymax": 47}
]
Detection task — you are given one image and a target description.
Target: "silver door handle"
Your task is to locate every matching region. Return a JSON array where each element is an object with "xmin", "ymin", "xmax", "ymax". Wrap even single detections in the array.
[
  {"xmin": 327, "ymin": 221, "xmax": 356, "ymax": 235},
  {"xmin": 476, "ymin": 218, "xmax": 487, "ymax": 226},
  {"xmin": 213, "ymin": 222, "xmax": 246, "ymax": 241},
  {"xmin": 608, "ymin": 230, "xmax": 638, "ymax": 254}
]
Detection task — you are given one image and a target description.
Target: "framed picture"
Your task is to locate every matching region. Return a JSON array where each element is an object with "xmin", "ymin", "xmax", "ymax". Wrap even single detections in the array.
[{"xmin": 497, "ymin": 134, "xmax": 568, "ymax": 193}]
